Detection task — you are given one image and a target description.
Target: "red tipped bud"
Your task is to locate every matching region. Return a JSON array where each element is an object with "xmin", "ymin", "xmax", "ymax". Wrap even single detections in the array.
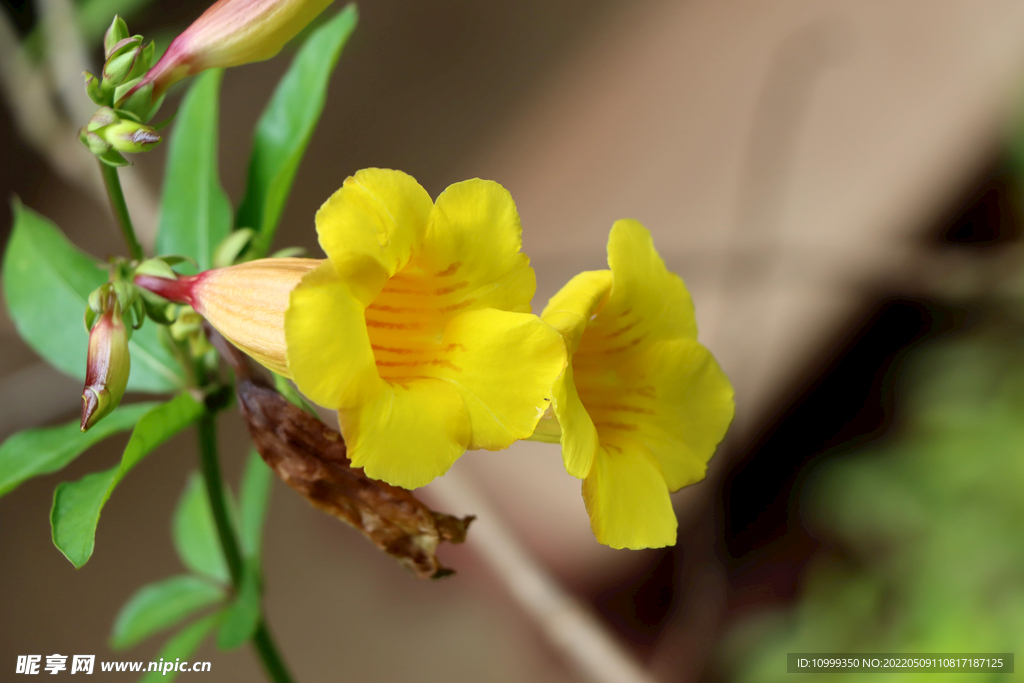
[
  {"xmin": 129, "ymin": 0, "xmax": 334, "ymax": 101},
  {"xmin": 81, "ymin": 288, "xmax": 131, "ymax": 432}
]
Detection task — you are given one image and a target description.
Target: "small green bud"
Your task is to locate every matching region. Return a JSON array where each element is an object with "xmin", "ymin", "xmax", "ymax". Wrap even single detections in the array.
[
  {"xmin": 104, "ymin": 16, "xmax": 130, "ymax": 59},
  {"xmin": 81, "ymin": 292, "xmax": 131, "ymax": 432},
  {"xmin": 102, "ymin": 120, "xmax": 161, "ymax": 154},
  {"xmin": 103, "ymin": 44, "xmax": 143, "ymax": 87}
]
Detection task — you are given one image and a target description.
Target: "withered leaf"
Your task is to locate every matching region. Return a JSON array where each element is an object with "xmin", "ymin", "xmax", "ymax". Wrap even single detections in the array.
[{"xmin": 209, "ymin": 328, "xmax": 472, "ymax": 578}]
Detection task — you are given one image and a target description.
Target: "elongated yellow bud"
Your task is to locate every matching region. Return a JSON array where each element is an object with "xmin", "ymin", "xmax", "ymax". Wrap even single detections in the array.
[
  {"xmin": 130, "ymin": 0, "xmax": 334, "ymax": 100},
  {"xmin": 135, "ymin": 258, "xmax": 320, "ymax": 375}
]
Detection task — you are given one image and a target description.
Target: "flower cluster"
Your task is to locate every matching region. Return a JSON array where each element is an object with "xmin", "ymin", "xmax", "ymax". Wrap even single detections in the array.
[{"xmin": 135, "ymin": 169, "xmax": 734, "ymax": 549}]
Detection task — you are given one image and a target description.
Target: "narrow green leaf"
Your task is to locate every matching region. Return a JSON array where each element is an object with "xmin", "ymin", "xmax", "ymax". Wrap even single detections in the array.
[
  {"xmin": 238, "ymin": 5, "xmax": 358, "ymax": 257},
  {"xmin": 3, "ymin": 200, "xmax": 183, "ymax": 392},
  {"xmin": 173, "ymin": 472, "xmax": 230, "ymax": 584},
  {"xmin": 273, "ymin": 373, "xmax": 319, "ymax": 419},
  {"xmin": 139, "ymin": 612, "xmax": 221, "ymax": 683},
  {"xmin": 216, "ymin": 560, "xmax": 261, "ymax": 650},
  {"xmin": 111, "ymin": 575, "xmax": 224, "ymax": 650},
  {"xmin": 51, "ymin": 394, "xmax": 204, "ymax": 568},
  {"xmin": 0, "ymin": 402, "xmax": 156, "ymax": 498},
  {"xmin": 239, "ymin": 449, "xmax": 273, "ymax": 558},
  {"xmin": 156, "ymin": 70, "xmax": 232, "ymax": 273}
]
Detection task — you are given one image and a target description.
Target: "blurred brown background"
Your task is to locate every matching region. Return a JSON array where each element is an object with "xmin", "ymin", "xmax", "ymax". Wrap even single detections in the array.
[{"xmin": 4, "ymin": 0, "xmax": 1024, "ymax": 681}]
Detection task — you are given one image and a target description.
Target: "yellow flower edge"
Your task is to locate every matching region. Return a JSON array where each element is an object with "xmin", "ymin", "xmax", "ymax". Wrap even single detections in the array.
[
  {"xmin": 541, "ymin": 219, "xmax": 735, "ymax": 549},
  {"xmin": 285, "ymin": 168, "xmax": 567, "ymax": 489}
]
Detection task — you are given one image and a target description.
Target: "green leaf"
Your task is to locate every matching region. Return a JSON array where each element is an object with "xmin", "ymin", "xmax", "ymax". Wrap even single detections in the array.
[
  {"xmin": 156, "ymin": 70, "xmax": 232, "ymax": 273},
  {"xmin": 173, "ymin": 472, "xmax": 230, "ymax": 584},
  {"xmin": 237, "ymin": 5, "xmax": 358, "ymax": 257},
  {"xmin": 0, "ymin": 402, "xmax": 156, "ymax": 498},
  {"xmin": 139, "ymin": 612, "xmax": 221, "ymax": 683},
  {"xmin": 273, "ymin": 373, "xmax": 320, "ymax": 419},
  {"xmin": 239, "ymin": 449, "xmax": 273, "ymax": 558},
  {"xmin": 51, "ymin": 394, "xmax": 204, "ymax": 568},
  {"xmin": 111, "ymin": 574, "xmax": 224, "ymax": 650},
  {"xmin": 3, "ymin": 200, "xmax": 183, "ymax": 392},
  {"xmin": 217, "ymin": 560, "xmax": 261, "ymax": 650}
]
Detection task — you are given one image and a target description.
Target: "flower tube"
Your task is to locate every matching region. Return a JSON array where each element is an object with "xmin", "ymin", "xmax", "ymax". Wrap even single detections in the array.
[
  {"xmin": 131, "ymin": 0, "xmax": 334, "ymax": 99},
  {"xmin": 284, "ymin": 168, "xmax": 567, "ymax": 489},
  {"xmin": 539, "ymin": 220, "xmax": 734, "ymax": 549},
  {"xmin": 135, "ymin": 257, "xmax": 320, "ymax": 375}
]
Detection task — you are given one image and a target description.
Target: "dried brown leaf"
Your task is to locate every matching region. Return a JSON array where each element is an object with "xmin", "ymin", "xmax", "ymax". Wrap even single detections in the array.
[{"xmin": 209, "ymin": 328, "xmax": 472, "ymax": 578}]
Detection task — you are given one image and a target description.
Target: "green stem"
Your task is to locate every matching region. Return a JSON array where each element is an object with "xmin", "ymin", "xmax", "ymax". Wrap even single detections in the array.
[
  {"xmin": 99, "ymin": 162, "xmax": 144, "ymax": 261},
  {"xmin": 197, "ymin": 411, "xmax": 296, "ymax": 683}
]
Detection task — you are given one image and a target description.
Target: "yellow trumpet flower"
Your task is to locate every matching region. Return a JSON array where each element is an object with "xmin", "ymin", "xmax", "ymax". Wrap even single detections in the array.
[
  {"xmin": 285, "ymin": 169, "xmax": 566, "ymax": 489},
  {"xmin": 539, "ymin": 220, "xmax": 734, "ymax": 549}
]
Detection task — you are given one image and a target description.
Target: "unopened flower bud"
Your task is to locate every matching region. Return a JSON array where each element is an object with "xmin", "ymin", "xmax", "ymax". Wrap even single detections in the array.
[
  {"xmin": 80, "ymin": 110, "xmax": 161, "ymax": 159},
  {"xmin": 102, "ymin": 120, "xmax": 162, "ymax": 153},
  {"xmin": 127, "ymin": 0, "xmax": 334, "ymax": 101},
  {"xmin": 103, "ymin": 41, "xmax": 144, "ymax": 86},
  {"xmin": 81, "ymin": 292, "xmax": 131, "ymax": 432},
  {"xmin": 104, "ymin": 16, "xmax": 130, "ymax": 59},
  {"xmin": 135, "ymin": 258, "xmax": 320, "ymax": 375}
]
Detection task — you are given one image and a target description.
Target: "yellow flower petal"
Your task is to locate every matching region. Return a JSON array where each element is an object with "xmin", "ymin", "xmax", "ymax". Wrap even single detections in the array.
[
  {"xmin": 552, "ymin": 363, "xmax": 600, "ymax": 478},
  {"xmin": 623, "ymin": 339, "xmax": 734, "ymax": 491},
  {"xmin": 422, "ymin": 179, "xmax": 536, "ymax": 313},
  {"xmin": 285, "ymin": 261, "xmax": 383, "ymax": 409},
  {"xmin": 540, "ymin": 270, "xmax": 612, "ymax": 478},
  {"xmin": 582, "ymin": 447, "xmax": 677, "ymax": 549},
  {"xmin": 436, "ymin": 309, "xmax": 565, "ymax": 450},
  {"xmin": 597, "ymin": 218, "xmax": 697, "ymax": 344},
  {"xmin": 315, "ymin": 168, "xmax": 433, "ymax": 303},
  {"xmin": 340, "ymin": 378, "xmax": 471, "ymax": 489},
  {"xmin": 541, "ymin": 270, "xmax": 612, "ymax": 351}
]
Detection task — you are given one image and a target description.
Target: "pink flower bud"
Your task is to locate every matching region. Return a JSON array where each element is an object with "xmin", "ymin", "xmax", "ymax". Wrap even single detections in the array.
[
  {"xmin": 132, "ymin": 0, "xmax": 334, "ymax": 99},
  {"xmin": 81, "ymin": 294, "xmax": 131, "ymax": 432}
]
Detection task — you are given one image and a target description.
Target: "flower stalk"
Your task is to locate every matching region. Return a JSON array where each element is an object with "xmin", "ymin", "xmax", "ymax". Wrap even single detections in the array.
[{"xmin": 100, "ymin": 163, "xmax": 144, "ymax": 261}]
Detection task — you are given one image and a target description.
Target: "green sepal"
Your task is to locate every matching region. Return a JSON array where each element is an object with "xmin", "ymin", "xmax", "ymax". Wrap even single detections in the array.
[
  {"xmin": 80, "ymin": 129, "xmax": 112, "ymax": 156},
  {"xmin": 87, "ymin": 106, "xmax": 119, "ymax": 132},
  {"xmin": 160, "ymin": 255, "xmax": 197, "ymax": 268},
  {"xmin": 135, "ymin": 257, "xmax": 178, "ymax": 279},
  {"xmin": 98, "ymin": 148, "xmax": 130, "ymax": 167},
  {"xmin": 84, "ymin": 71, "xmax": 106, "ymax": 105}
]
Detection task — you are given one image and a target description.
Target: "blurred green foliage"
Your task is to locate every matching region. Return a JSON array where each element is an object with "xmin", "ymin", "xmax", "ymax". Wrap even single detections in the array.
[{"xmin": 721, "ymin": 319, "xmax": 1024, "ymax": 682}]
